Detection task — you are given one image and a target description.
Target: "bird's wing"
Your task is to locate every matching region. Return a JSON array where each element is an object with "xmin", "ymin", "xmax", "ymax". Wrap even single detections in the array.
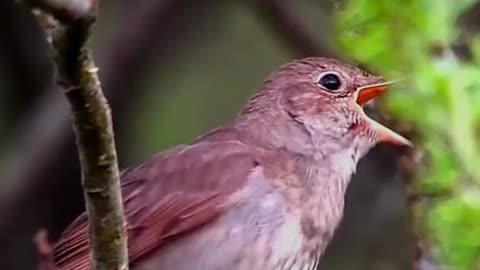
[{"xmin": 53, "ymin": 140, "xmax": 260, "ymax": 270}]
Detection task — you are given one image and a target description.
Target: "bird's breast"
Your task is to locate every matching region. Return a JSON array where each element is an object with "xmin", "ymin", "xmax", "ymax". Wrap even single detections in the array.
[
  {"xmin": 223, "ymin": 167, "xmax": 339, "ymax": 270},
  {"xmin": 216, "ymin": 186, "xmax": 325, "ymax": 270},
  {"xmin": 260, "ymin": 215, "xmax": 323, "ymax": 270},
  {"xmin": 132, "ymin": 188, "xmax": 325, "ymax": 270}
]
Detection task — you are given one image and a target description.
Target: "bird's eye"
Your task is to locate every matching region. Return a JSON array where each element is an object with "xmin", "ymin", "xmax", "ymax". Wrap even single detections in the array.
[{"xmin": 317, "ymin": 73, "xmax": 342, "ymax": 91}]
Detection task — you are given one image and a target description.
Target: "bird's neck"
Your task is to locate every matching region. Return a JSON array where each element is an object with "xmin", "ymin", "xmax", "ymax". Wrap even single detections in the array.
[
  {"xmin": 233, "ymin": 110, "xmax": 321, "ymax": 157},
  {"xmin": 234, "ymin": 110, "xmax": 361, "ymax": 236}
]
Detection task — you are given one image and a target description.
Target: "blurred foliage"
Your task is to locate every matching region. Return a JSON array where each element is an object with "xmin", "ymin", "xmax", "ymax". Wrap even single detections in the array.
[{"xmin": 337, "ymin": 0, "xmax": 480, "ymax": 269}]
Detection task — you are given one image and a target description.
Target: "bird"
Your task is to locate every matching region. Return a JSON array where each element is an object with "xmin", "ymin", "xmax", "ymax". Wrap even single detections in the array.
[{"xmin": 51, "ymin": 57, "xmax": 411, "ymax": 270}]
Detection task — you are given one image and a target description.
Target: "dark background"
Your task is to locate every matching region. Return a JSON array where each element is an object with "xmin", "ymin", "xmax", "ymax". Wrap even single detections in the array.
[{"xmin": 1, "ymin": 0, "xmax": 458, "ymax": 269}]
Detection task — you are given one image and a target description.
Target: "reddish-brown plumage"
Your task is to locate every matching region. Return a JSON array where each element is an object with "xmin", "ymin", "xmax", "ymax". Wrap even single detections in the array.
[{"xmin": 52, "ymin": 57, "xmax": 411, "ymax": 270}]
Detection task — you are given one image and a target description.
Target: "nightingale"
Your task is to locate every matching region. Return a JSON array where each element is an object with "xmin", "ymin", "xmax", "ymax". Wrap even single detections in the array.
[{"xmin": 52, "ymin": 57, "xmax": 411, "ymax": 270}]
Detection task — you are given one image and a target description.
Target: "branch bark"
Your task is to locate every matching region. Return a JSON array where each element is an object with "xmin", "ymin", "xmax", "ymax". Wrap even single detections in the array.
[{"xmin": 27, "ymin": 1, "xmax": 129, "ymax": 269}]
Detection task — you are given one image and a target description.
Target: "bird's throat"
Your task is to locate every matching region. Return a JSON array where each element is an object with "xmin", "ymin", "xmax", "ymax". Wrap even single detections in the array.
[{"xmin": 298, "ymin": 157, "xmax": 356, "ymax": 258}]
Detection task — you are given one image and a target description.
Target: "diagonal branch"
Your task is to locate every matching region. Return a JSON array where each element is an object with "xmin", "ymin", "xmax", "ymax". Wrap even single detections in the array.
[
  {"xmin": 26, "ymin": 1, "xmax": 129, "ymax": 269},
  {"xmin": 250, "ymin": 0, "xmax": 340, "ymax": 58}
]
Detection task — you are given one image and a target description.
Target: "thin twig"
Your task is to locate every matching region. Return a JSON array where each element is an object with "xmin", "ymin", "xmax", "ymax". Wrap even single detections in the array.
[{"xmin": 27, "ymin": 1, "xmax": 129, "ymax": 269}]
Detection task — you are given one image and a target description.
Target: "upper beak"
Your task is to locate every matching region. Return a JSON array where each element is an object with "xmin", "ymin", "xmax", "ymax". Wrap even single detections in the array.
[
  {"xmin": 356, "ymin": 80, "xmax": 402, "ymax": 106},
  {"xmin": 355, "ymin": 80, "xmax": 413, "ymax": 147}
]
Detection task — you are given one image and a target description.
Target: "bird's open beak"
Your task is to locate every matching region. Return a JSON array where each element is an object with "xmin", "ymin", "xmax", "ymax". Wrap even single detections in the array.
[{"xmin": 355, "ymin": 80, "xmax": 412, "ymax": 147}]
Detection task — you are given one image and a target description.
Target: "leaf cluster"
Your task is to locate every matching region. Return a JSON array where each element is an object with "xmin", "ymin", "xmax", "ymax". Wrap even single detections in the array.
[{"xmin": 337, "ymin": 1, "xmax": 480, "ymax": 269}]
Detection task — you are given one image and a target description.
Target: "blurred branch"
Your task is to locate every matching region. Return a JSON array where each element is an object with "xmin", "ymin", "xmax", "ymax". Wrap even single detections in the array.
[
  {"xmin": 250, "ymin": 0, "xmax": 340, "ymax": 58},
  {"xmin": 399, "ymin": 150, "xmax": 442, "ymax": 270},
  {"xmin": 0, "ymin": 0, "xmax": 53, "ymax": 139},
  {"xmin": 27, "ymin": 0, "xmax": 129, "ymax": 269}
]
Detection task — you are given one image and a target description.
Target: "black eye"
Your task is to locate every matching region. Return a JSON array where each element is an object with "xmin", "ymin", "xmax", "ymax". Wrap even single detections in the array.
[{"xmin": 318, "ymin": 73, "xmax": 342, "ymax": 91}]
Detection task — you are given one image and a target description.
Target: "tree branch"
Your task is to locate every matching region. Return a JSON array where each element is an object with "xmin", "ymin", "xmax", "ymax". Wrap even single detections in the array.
[
  {"xmin": 27, "ymin": 1, "xmax": 129, "ymax": 269},
  {"xmin": 0, "ymin": 0, "xmax": 213, "ymax": 245}
]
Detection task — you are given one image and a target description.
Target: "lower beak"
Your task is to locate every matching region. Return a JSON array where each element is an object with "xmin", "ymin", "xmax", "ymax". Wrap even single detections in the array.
[{"xmin": 356, "ymin": 81, "xmax": 412, "ymax": 147}]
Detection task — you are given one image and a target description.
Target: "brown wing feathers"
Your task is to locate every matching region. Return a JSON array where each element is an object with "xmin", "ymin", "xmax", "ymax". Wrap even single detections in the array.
[{"xmin": 53, "ymin": 140, "xmax": 259, "ymax": 270}]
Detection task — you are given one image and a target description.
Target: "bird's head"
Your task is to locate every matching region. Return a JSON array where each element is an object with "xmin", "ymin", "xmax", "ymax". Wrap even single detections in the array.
[{"xmin": 240, "ymin": 57, "xmax": 411, "ymax": 160}]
